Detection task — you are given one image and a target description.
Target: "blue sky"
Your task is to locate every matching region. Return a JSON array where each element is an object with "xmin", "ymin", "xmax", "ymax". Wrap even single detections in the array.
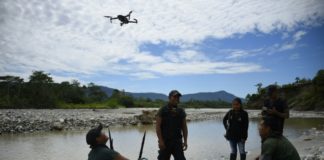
[
  {"xmin": 80, "ymin": 26, "xmax": 324, "ymax": 97},
  {"xmin": 1, "ymin": 0, "xmax": 324, "ymax": 97}
]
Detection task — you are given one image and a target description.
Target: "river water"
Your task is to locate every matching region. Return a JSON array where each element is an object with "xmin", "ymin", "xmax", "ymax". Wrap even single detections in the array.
[{"xmin": 1, "ymin": 118, "xmax": 323, "ymax": 160}]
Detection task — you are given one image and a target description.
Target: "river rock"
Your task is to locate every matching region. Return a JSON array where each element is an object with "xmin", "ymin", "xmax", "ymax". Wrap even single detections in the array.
[
  {"xmin": 15, "ymin": 125, "xmax": 23, "ymax": 132},
  {"xmin": 51, "ymin": 122, "xmax": 64, "ymax": 131},
  {"xmin": 129, "ymin": 119, "xmax": 139, "ymax": 126},
  {"xmin": 59, "ymin": 118, "xmax": 65, "ymax": 123},
  {"xmin": 135, "ymin": 110, "xmax": 157, "ymax": 125}
]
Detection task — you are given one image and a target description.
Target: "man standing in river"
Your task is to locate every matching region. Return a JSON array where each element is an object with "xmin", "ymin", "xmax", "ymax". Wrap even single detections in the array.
[
  {"xmin": 156, "ymin": 90, "xmax": 188, "ymax": 160},
  {"xmin": 262, "ymin": 85, "xmax": 289, "ymax": 135}
]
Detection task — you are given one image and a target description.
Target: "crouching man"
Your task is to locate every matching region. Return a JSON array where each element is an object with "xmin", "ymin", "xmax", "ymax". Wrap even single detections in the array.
[{"xmin": 256, "ymin": 117, "xmax": 300, "ymax": 160}]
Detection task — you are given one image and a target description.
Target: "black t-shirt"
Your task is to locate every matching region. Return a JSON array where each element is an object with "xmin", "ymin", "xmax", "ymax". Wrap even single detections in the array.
[
  {"xmin": 157, "ymin": 105, "xmax": 186, "ymax": 143},
  {"xmin": 262, "ymin": 98, "xmax": 288, "ymax": 134}
]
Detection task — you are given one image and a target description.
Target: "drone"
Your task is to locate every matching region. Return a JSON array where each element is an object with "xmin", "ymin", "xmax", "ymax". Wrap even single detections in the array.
[{"xmin": 104, "ymin": 11, "xmax": 138, "ymax": 26}]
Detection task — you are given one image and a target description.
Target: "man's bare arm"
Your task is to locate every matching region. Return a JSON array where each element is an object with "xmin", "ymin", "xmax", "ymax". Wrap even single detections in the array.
[
  {"xmin": 156, "ymin": 116, "xmax": 165, "ymax": 149},
  {"xmin": 114, "ymin": 154, "xmax": 128, "ymax": 160},
  {"xmin": 268, "ymin": 108, "xmax": 289, "ymax": 119},
  {"xmin": 182, "ymin": 119, "xmax": 188, "ymax": 151},
  {"xmin": 275, "ymin": 108, "xmax": 289, "ymax": 119}
]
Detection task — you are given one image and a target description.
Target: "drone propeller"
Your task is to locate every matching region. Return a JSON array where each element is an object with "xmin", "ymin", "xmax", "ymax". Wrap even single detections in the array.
[{"xmin": 104, "ymin": 16, "xmax": 113, "ymax": 23}]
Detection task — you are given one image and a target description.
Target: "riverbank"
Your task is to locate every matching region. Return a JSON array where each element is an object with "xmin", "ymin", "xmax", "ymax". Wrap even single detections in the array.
[
  {"xmin": 1, "ymin": 108, "xmax": 324, "ymax": 134},
  {"xmin": 296, "ymin": 127, "xmax": 324, "ymax": 160}
]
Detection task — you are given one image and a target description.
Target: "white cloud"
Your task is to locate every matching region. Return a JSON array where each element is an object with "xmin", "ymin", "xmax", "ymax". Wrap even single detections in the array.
[
  {"xmin": 141, "ymin": 61, "xmax": 267, "ymax": 75},
  {"xmin": 279, "ymin": 30, "xmax": 307, "ymax": 51},
  {"xmin": 218, "ymin": 48, "xmax": 264, "ymax": 60},
  {"xmin": 129, "ymin": 72, "xmax": 159, "ymax": 80},
  {"xmin": 0, "ymin": 0, "xmax": 323, "ymax": 80},
  {"xmin": 162, "ymin": 50, "xmax": 207, "ymax": 63},
  {"xmin": 226, "ymin": 50, "xmax": 251, "ymax": 59},
  {"xmin": 293, "ymin": 31, "xmax": 307, "ymax": 42},
  {"xmin": 217, "ymin": 30, "xmax": 308, "ymax": 59}
]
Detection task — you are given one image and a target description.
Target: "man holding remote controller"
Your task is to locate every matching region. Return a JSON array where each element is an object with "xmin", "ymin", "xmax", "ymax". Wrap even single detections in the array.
[{"xmin": 261, "ymin": 85, "xmax": 290, "ymax": 135}]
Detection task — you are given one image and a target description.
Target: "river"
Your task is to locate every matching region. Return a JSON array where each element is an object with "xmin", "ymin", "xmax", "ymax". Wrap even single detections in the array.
[{"xmin": 1, "ymin": 118, "xmax": 323, "ymax": 160}]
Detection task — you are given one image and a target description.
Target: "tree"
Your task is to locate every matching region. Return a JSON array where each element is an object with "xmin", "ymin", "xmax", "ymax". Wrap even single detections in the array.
[
  {"xmin": 111, "ymin": 89, "xmax": 121, "ymax": 98},
  {"xmin": 0, "ymin": 76, "xmax": 24, "ymax": 107},
  {"xmin": 29, "ymin": 71, "xmax": 53, "ymax": 83},
  {"xmin": 295, "ymin": 77, "xmax": 300, "ymax": 84},
  {"xmin": 146, "ymin": 98, "xmax": 152, "ymax": 102},
  {"xmin": 245, "ymin": 94, "xmax": 251, "ymax": 101},
  {"xmin": 71, "ymin": 80, "xmax": 80, "ymax": 87},
  {"xmin": 58, "ymin": 80, "xmax": 86, "ymax": 104},
  {"xmin": 109, "ymin": 89, "xmax": 134, "ymax": 108},
  {"xmin": 118, "ymin": 95, "xmax": 135, "ymax": 108},
  {"xmin": 27, "ymin": 71, "xmax": 56, "ymax": 108},
  {"xmin": 255, "ymin": 83, "xmax": 263, "ymax": 94},
  {"xmin": 313, "ymin": 70, "xmax": 324, "ymax": 96},
  {"xmin": 87, "ymin": 83, "xmax": 107, "ymax": 102}
]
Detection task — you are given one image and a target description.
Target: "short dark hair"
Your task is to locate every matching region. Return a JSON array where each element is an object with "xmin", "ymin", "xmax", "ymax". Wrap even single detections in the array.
[
  {"xmin": 232, "ymin": 97, "xmax": 243, "ymax": 109},
  {"xmin": 262, "ymin": 116, "xmax": 280, "ymax": 131},
  {"xmin": 233, "ymin": 98, "xmax": 242, "ymax": 105}
]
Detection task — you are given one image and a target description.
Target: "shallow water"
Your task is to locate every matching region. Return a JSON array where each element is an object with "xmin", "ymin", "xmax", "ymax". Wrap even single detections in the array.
[{"xmin": 0, "ymin": 118, "xmax": 323, "ymax": 160}]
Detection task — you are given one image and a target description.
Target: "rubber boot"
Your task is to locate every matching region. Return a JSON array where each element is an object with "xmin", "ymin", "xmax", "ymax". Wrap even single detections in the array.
[
  {"xmin": 240, "ymin": 153, "xmax": 246, "ymax": 160},
  {"xmin": 230, "ymin": 153, "xmax": 237, "ymax": 160}
]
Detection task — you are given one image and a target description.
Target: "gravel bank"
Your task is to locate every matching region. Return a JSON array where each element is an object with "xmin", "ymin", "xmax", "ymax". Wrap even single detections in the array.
[{"xmin": 1, "ymin": 108, "xmax": 324, "ymax": 134}]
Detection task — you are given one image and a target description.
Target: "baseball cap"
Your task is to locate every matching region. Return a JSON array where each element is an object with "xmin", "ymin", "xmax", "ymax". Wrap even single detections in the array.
[
  {"xmin": 169, "ymin": 90, "xmax": 182, "ymax": 97},
  {"xmin": 86, "ymin": 124, "xmax": 103, "ymax": 146}
]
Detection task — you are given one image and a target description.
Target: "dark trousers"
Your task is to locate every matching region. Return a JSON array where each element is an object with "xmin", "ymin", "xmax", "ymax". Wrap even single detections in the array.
[{"xmin": 157, "ymin": 140, "xmax": 186, "ymax": 160}]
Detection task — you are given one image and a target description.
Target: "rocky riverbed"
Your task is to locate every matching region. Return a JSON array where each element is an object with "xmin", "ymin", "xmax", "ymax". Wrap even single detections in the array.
[
  {"xmin": 1, "ymin": 108, "xmax": 324, "ymax": 134},
  {"xmin": 295, "ymin": 128, "xmax": 324, "ymax": 160}
]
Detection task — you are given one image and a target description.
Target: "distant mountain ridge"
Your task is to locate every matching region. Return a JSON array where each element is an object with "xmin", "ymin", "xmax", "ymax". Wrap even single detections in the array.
[
  {"xmin": 128, "ymin": 92, "xmax": 168, "ymax": 101},
  {"xmin": 99, "ymin": 86, "xmax": 241, "ymax": 102},
  {"xmin": 181, "ymin": 91, "xmax": 238, "ymax": 102}
]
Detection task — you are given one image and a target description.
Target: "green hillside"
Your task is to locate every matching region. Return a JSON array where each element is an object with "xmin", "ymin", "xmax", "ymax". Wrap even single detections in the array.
[{"xmin": 246, "ymin": 70, "xmax": 324, "ymax": 111}]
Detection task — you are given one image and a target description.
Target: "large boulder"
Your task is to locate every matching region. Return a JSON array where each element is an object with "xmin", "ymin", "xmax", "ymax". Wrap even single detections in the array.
[
  {"xmin": 51, "ymin": 122, "xmax": 64, "ymax": 131},
  {"xmin": 136, "ymin": 110, "xmax": 158, "ymax": 125}
]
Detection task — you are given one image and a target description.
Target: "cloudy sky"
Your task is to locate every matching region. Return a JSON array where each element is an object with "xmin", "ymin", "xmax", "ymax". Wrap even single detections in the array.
[{"xmin": 1, "ymin": 0, "xmax": 324, "ymax": 97}]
